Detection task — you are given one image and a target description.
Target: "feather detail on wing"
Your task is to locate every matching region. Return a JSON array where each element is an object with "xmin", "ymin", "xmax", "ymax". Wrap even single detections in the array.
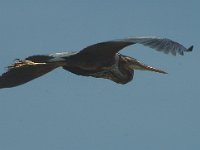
[
  {"xmin": 115, "ymin": 37, "xmax": 193, "ymax": 55},
  {"xmin": 0, "ymin": 57, "xmax": 57, "ymax": 89},
  {"xmin": 79, "ymin": 36, "xmax": 193, "ymax": 57}
]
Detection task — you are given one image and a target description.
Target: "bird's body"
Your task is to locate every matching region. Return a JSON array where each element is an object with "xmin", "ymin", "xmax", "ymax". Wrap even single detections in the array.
[
  {"xmin": 63, "ymin": 54, "xmax": 133, "ymax": 84},
  {"xmin": 0, "ymin": 36, "xmax": 193, "ymax": 89}
]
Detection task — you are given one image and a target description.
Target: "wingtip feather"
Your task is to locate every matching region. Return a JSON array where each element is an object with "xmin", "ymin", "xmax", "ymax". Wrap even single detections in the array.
[{"xmin": 187, "ymin": 45, "xmax": 193, "ymax": 52}]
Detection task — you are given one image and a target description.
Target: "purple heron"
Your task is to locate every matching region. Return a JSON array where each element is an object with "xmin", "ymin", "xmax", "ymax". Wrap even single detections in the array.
[{"xmin": 0, "ymin": 36, "xmax": 193, "ymax": 89}]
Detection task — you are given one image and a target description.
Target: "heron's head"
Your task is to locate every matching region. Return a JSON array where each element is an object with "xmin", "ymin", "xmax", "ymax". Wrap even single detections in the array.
[{"xmin": 118, "ymin": 54, "xmax": 167, "ymax": 74}]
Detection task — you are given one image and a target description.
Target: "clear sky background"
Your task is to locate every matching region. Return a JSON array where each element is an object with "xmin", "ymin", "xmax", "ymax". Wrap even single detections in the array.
[{"xmin": 0, "ymin": 0, "xmax": 199, "ymax": 150}]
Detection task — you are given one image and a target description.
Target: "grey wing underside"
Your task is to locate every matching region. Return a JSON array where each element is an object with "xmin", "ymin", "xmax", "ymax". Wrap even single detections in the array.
[
  {"xmin": 79, "ymin": 36, "xmax": 193, "ymax": 56},
  {"xmin": 48, "ymin": 51, "xmax": 78, "ymax": 61}
]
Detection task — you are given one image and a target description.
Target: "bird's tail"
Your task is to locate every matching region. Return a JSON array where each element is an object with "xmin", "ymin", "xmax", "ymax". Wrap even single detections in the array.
[{"xmin": 0, "ymin": 55, "xmax": 62, "ymax": 89}]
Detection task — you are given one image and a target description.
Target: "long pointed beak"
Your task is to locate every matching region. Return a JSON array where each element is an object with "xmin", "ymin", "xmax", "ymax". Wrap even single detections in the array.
[
  {"xmin": 140, "ymin": 65, "xmax": 167, "ymax": 74},
  {"xmin": 130, "ymin": 60, "xmax": 168, "ymax": 74}
]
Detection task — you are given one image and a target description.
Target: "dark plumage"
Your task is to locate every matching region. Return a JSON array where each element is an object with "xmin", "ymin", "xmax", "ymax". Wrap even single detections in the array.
[{"xmin": 0, "ymin": 36, "xmax": 193, "ymax": 89}]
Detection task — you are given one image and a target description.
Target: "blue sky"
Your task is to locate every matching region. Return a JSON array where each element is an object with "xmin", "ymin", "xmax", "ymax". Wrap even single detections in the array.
[{"xmin": 0, "ymin": 0, "xmax": 199, "ymax": 150}]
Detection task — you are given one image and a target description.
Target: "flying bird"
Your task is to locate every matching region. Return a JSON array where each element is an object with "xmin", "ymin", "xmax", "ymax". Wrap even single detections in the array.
[{"xmin": 0, "ymin": 36, "xmax": 193, "ymax": 89}]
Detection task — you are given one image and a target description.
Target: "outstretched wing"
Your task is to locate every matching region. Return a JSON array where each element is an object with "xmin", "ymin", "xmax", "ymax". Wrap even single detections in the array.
[
  {"xmin": 79, "ymin": 36, "xmax": 193, "ymax": 57},
  {"xmin": 0, "ymin": 52, "xmax": 78, "ymax": 89},
  {"xmin": 119, "ymin": 37, "xmax": 193, "ymax": 55},
  {"xmin": 0, "ymin": 63, "xmax": 52, "ymax": 89},
  {"xmin": 0, "ymin": 55, "xmax": 57, "ymax": 89}
]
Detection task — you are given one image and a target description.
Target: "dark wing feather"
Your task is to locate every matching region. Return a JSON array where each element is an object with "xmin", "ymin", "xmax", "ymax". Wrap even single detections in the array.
[
  {"xmin": 79, "ymin": 36, "xmax": 193, "ymax": 57},
  {"xmin": 0, "ymin": 57, "xmax": 56, "ymax": 89},
  {"xmin": 78, "ymin": 41, "xmax": 133, "ymax": 58}
]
